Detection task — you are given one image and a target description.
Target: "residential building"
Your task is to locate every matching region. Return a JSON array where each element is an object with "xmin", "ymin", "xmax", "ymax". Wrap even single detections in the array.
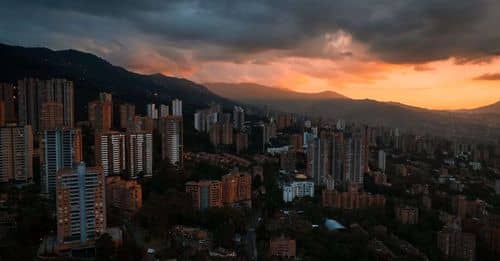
[
  {"xmin": 40, "ymin": 102, "xmax": 64, "ymax": 130},
  {"xmin": 95, "ymin": 131, "xmax": 126, "ymax": 176},
  {"xmin": 235, "ymin": 132, "xmax": 248, "ymax": 154},
  {"xmin": 105, "ymin": 176, "xmax": 142, "ymax": 217},
  {"xmin": 56, "ymin": 162, "xmax": 106, "ymax": 253},
  {"xmin": 233, "ymin": 106, "xmax": 245, "ymax": 130},
  {"xmin": 0, "ymin": 125, "xmax": 33, "ymax": 184},
  {"xmin": 378, "ymin": 149, "xmax": 386, "ymax": 172},
  {"xmin": 269, "ymin": 236, "xmax": 296, "ymax": 257},
  {"xmin": 88, "ymin": 92, "xmax": 113, "ymax": 131},
  {"xmin": 280, "ymin": 150, "xmax": 296, "ymax": 172},
  {"xmin": 17, "ymin": 78, "xmax": 74, "ymax": 131},
  {"xmin": 159, "ymin": 104, "xmax": 169, "ymax": 117},
  {"xmin": 437, "ymin": 225, "xmax": 476, "ymax": 261},
  {"xmin": 322, "ymin": 186, "xmax": 386, "ymax": 210},
  {"xmin": 132, "ymin": 115, "xmax": 154, "ymax": 133},
  {"xmin": 186, "ymin": 180, "xmax": 223, "ymax": 210},
  {"xmin": 159, "ymin": 116, "xmax": 183, "ymax": 166},
  {"xmin": 171, "ymin": 99, "xmax": 183, "ymax": 116},
  {"xmin": 146, "ymin": 103, "xmax": 158, "ymax": 119},
  {"xmin": 126, "ymin": 132, "xmax": 153, "ymax": 178},
  {"xmin": 40, "ymin": 128, "xmax": 82, "ymax": 196},
  {"xmin": 0, "ymin": 83, "xmax": 16, "ymax": 123},
  {"xmin": 119, "ymin": 103, "xmax": 135, "ymax": 129},
  {"xmin": 283, "ymin": 181, "xmax": 314, "ymax": 202},
  {"xmin": 221, "ymin": 169, "xmax": 252, "ymax": 205}
]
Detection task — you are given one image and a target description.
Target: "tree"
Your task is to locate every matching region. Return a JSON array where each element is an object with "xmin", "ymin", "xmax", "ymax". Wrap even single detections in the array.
[{"xmin": 95, "ymin": 233, "xmax": 115, "ymax": 261}]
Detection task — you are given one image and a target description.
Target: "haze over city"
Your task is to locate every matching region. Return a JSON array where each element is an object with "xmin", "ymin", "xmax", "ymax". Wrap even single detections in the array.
[{"xmin": 1, "ymin": 0, "xmax": 500, "ymax": 109}]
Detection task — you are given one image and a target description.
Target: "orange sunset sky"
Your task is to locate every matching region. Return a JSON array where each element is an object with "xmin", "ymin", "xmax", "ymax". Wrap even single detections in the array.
[{"xmin": 2, "ymin": 1, "xmax": 500, "ymax": 110}]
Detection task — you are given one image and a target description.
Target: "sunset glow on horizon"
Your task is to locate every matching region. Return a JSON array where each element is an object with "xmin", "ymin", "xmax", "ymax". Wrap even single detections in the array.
[{"xmin": 2, "ymin": 1, "xmax": 500, "ymax": 110}]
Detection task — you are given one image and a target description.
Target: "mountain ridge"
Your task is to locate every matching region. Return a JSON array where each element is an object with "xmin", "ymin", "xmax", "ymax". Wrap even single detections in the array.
[{"xmin": 0, "ymin": 43, "xmax": 235, "ymax": 120}]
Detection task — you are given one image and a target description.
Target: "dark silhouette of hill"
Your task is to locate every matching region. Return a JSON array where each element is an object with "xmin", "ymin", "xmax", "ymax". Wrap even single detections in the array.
[
  {"xmin": 0, "ymin": 43, "xmax": 234, "ymax": 120},
  {"xmin": 205, "ymin": 82, "xmax": 348, "ymax": 101},
  {"xmin": 206, "ymin": 83, "xmax": 500, "ymax": 141},
  {"xmin": 455, "ymin": 101, "xmax": 500, "ymax": 115}
]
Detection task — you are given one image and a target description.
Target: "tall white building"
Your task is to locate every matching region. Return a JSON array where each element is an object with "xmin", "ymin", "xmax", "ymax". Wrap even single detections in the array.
[
  {"xmin": 171, "ymin": 99, "xmax": 183, "ymax": 116},
  {"xmin": 159, "ymin": 116, "xmax": 183, "ymax": 166},
  {"xmin": 56, "ymin": 162, "xmax": 106, "ymax": 251},
  {"xmin": 146, "ymin": 104, "xmax": 158, "ymax": 119},
  {"xmin": 40, "ymin": 128, "xmax": 82, "ymax": 196},
  {"xmin": 159, "ymin": 104, "xmax": 169, "ymax": 117},
  {"xmin": 378, "ymin": 149, "xmax": 386, "ymax": 172},
  {"xmin": 126, "ymin": 132, "xmax": 153, "ymax": 178},
  {"xmin": 283, "ymin": 181, "xmax": 314, "ymax": 202},
  {"xmin": 233, "ymin": 106, "xmax": 245, "ymax": 130},
  {"xmin": 95, "ymin": 131, "xmax": 126, "ymax": 176}
]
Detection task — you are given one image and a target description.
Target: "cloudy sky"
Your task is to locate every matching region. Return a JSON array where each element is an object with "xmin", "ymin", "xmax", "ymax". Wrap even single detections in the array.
[{"xmin": 1, "ymin": 0, "xmax": 500, "ymax": 109}]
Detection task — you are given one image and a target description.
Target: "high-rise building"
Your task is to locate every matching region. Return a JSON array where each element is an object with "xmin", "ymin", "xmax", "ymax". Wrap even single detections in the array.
[
  {"xmin": 56, "ymin": 162, "xmax": 106, "ymax": 252},
  {"xmin": 0, "ymin": 100, "xmax": 4, "ymax": 126},
  {"xmin": 171, "ymin": 99, "xmax": 182, "ymax": 116},
  {"xmin": 378, "ymin": 149, "xmax": 386, "ymax": 172},
  {"xmin": 95, "ymin": 131, "xmax": 126, "ymax": 176},
  {"xmin": 221, "ymin": 169, "xmax": 252, "ymax": 205},
  {"xmin": 119, "ymin": 103, "xmax": 135, "ymax": 129},
  {"xmin": 437, "ymin": 226, "xmax": 476, "ymax": 261},
  {"xmin": 0, "ymin": 125, "xmax": 33, "ymax": 184},
  {"xmin": 280, "ymin": 151, "xmax": 296, "ymax": 172},
  {"xmin": 146, "ymin": 103, "xmax": 158, "ymax": 119},
  {"xmin": 277, "ymin": 114, "xmax": 293, "ymax": 130},
  {"xmin": 343, "ymin": 131, "xmax": 366, "ymax": 185},
  {"xmin": 132, "ymin": 115, "xmax": 154, "ymax": 133},
  {"xmin": 88, "ymin": 92, "xmax": 113, "ymax": 131},
  {"xmin": 194, "ymin": 103, "xmax": 221, "ymax": 132},
  {"xmin": 126, "ymin": 132, "xmax": 153, "ymax": 178},
  {"xmin": 159, "ymin": 116, "xmax": 183, "ymax": 166},
  {"xmin": 159, "ymin": 104, "xmax": 169, "ymax": 117},
  {"xmin": 209, "ymin": 122, "xmax": 222, "ymax": 146},
  {"xmin": 40, "ymin": 102, "xmax": 64, "ymax": 130},
  {"xmin": 289, "ymin": 133, "xmax": 303, "ymax": 151},
  {"xmin": 0, "ymin": 83, "xmax": 16, "ymax": 123},
  {"xmin": 209, "ymin": 121, "xmax": 233, "ymax": 147},
  {"xmin": 105, "ymin": 176, "xmax": 142, "ymax": 217},
  {"xmin": 17, "ymin": 78, "xmax": 74, "ymax": 131},
  {"xmin": 235, "ymin": 132, "xmax": 248, "ymax": 154},
  {"xmin": 306, "ymin": 137, "xmax": 331, "ymax": 185},
  {"xmin": 40, "ymin": 128, "xmax": 82, "ymax": 196},
  {"xmin": 233, "ymin": 106, "xmax": 245, "ymax": 130},
  {"xmin": 186, "ymin": 180, "xmax": 223, "ymax": 210}
]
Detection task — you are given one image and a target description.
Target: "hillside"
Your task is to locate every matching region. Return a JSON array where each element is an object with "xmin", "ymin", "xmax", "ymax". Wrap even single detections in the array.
[
  {"xmin": 0, "ymin": 43, "xmax": 234, "ymax": 120},
  {"xmin": 206, "ymin": 83, "xmax": 500, "ymax": 141},
  {"xmin": 205, "ymin": 82, "xmax": 347, "ymax": 101}
]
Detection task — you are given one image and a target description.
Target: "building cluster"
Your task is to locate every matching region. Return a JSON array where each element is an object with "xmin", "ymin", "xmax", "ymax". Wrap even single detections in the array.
[
  {"xmin": 306, "ymin": 128, "xmax": 368, "ymax": 187},
  {"xmin": 0, "ymin": 78, "xmax": 187, "ymax": 256},
  {"xmin": 322, "ymin": 183, "xmax": 386, "ymax": 210},
  {"xmin": 194, "ymin": 104, "xmax": 249, "ymax": 153},
  {"xmin": 185, "ymin": 168, "xmax": 252, "ymax": 210}
]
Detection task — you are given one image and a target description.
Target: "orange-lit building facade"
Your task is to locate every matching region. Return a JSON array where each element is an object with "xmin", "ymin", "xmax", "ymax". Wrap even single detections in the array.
[
  {"xmin": 56, "ymin": 163, "xmax": 106, "ymax": 253},
  {"xmin": 322, "ymin": 185, "xmax": 386, "ymax": 210},
  {"xmin": 40, "ymin": 102, "xmax": 64, "ymax": 130},
  {"xmin": 105, "ymin": 176, "xmax": 142, "ymax": 217},
  {"xmin": 269, "ymin": 236, "xmax": 296, "ymax": 257}
]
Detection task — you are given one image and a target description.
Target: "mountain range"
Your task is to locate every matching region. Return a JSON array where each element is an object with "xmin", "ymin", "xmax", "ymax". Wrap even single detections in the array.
[
  {"xmin": 0, "ymin": 43, "xmax": 233, "ymax": 120},
  {"xmin": 206, "ymin": 82, "xmax": 500, "ymax": 141},
  {"xmin": 0, "ymin": 42, "xmax": 498, "ymax": 141}
]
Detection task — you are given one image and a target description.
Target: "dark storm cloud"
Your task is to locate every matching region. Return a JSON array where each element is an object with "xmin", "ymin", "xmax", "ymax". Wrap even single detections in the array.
[
  {"xmin": 1, "ymin": 0, "xmax": 499, "ymax": 64},
  {"xmin": 473, "ymin": 73, "xmax": 500, "ymax": 81}
]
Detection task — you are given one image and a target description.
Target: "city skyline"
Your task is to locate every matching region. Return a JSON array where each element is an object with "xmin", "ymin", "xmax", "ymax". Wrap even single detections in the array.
[{"xmin": 1, "ymin": 1, "xmax": 500, "ymax": 109}]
